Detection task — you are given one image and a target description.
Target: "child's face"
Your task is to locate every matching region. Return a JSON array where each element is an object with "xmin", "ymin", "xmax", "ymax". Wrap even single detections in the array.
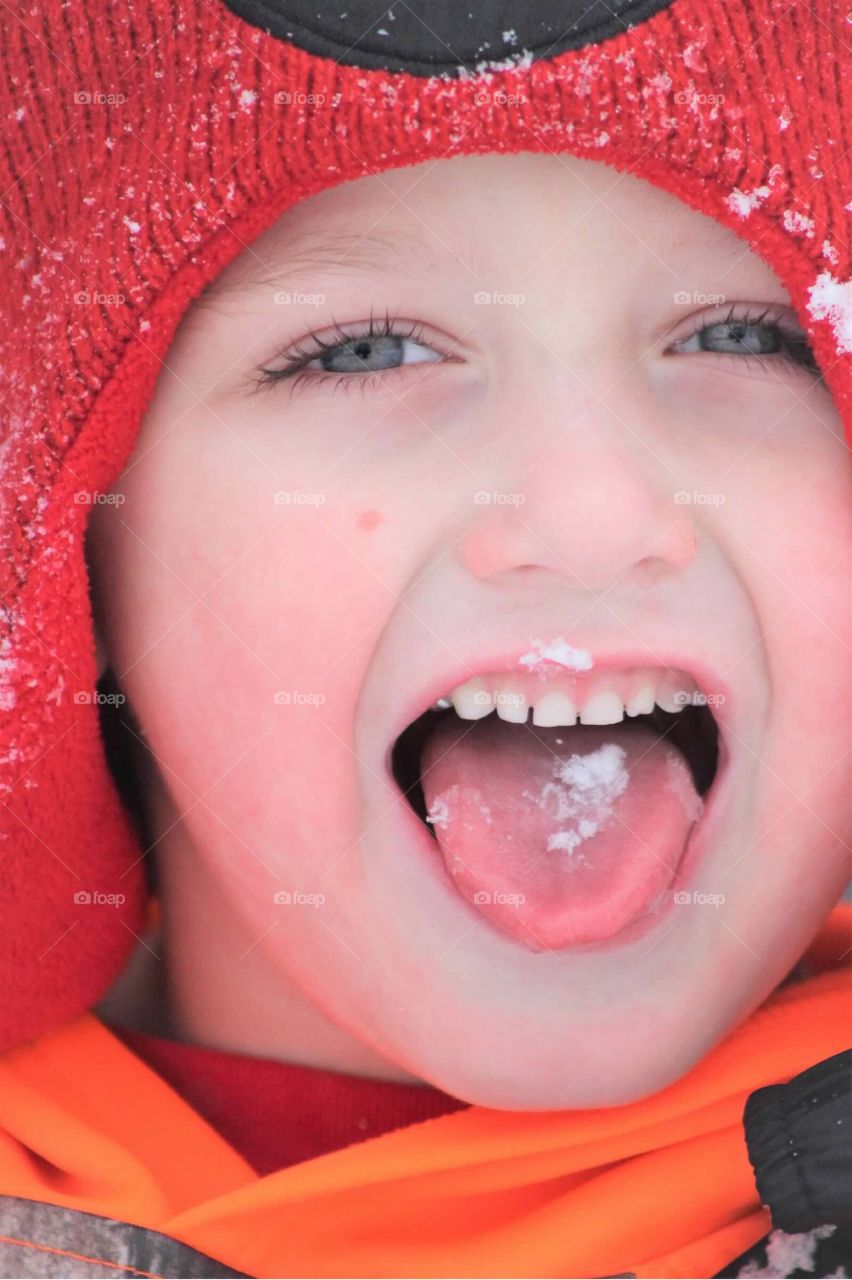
[{"xmin": 87, "ymin": 152, "xmax": 851, "ymax": 1108}]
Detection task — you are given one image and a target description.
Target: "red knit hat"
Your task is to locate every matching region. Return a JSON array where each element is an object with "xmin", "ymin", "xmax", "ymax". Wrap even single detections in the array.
[{"xmin": 1, "ymin": 0, "xmax": 849, "ymax": 1052}]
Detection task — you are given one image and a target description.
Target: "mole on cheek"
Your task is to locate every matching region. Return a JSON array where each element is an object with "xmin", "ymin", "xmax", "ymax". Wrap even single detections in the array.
[{"xmin": 356, "ymin": 509, "xmax": 383, "ymax": 532}]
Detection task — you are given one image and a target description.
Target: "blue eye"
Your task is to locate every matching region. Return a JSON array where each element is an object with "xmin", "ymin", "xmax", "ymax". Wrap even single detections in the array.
[
  {"xmin": 307, "ymin": 332, "xmax": 440, "ymax": 374},
  {"xmin": 670, "ymin": 305, "xmax": 821, "ymax": 377},
  {"xmin": 254, "ymin": 311, "xmax": 446, "ymax": 395}
]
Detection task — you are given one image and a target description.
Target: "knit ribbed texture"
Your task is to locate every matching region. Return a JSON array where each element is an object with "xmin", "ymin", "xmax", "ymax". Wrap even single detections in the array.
[{"xmin": 0, "ymin": 0, "xmax": 849, "ymax": 1049}]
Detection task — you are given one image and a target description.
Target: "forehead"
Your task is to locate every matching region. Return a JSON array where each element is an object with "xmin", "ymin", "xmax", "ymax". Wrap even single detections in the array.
[{"xmin": 207, "ymin": 152, "xmax": 782, "ymax": 300}]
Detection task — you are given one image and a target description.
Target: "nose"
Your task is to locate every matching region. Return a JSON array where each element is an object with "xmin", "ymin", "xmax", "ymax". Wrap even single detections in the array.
[{"xmin": 460, "ymin": 423, "xmax": 697, "ymax": 593}]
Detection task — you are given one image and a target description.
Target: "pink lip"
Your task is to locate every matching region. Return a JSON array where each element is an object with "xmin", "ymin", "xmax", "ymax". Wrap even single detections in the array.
[{"xmin": 382, "ymin": 645, "xmax": 735, "ymax": 771}]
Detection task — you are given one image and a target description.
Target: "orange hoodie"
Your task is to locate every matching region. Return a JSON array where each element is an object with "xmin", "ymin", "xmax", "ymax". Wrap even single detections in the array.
[{"xmin": 0, "ymin": 903, "xmax": 848, "ymax": 1280}]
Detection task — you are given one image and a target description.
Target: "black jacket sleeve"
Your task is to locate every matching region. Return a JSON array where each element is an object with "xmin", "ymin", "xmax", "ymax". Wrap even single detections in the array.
[
  {"xmin": 713, "ymin": 1050, "xmax": 852, "ymax": 1279},
  {"xmin": 743, "ymin": 1048, "xmax": 851, "ymax": 1233}
]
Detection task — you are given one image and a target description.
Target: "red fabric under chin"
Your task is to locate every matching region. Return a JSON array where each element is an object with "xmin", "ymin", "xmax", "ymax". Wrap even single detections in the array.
[
  {"xmin": 113, "ymin": 1025, "xmax": 468, "ymax": 1176},
  {"xmin": 420, "ymin": 717, "xmax": 704, "ymax": 949}
]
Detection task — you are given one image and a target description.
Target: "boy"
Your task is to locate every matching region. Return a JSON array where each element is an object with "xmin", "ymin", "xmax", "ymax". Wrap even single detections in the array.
[{"xmin": 0, "ymin": 1, "xmax": 849, "ymax": 1277}]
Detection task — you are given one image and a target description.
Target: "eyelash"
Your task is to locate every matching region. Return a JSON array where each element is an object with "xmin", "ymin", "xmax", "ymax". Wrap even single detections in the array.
[
  {"xmin": 252, "ymin": 309, "xmax": 439, "ymax": 399},
  {"xmin": 671, "ymin": 303, "xmax": 822, "ymax": 379},
  {"xmin": 251, "ymin": 302, "xmax": 821, "ymax": 397}
]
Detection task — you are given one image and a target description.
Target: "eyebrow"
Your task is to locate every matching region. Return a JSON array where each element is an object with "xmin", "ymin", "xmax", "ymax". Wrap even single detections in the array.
[
  {"xmin": 659, "ymin": 222, "xmax": 752, "ymax": 263},
  {"xmin": 211, "ymin": 225, "xmax": 495, "ymax": 297},
  {"xmin": 206, "ymin": 211, "xmax": 761, "ymax": 306}
]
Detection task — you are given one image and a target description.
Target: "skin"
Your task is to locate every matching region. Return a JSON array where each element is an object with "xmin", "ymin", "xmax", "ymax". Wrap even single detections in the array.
[{"xmin": 87, "ymin": 152, "xmax": 851, "ymax": 1109}]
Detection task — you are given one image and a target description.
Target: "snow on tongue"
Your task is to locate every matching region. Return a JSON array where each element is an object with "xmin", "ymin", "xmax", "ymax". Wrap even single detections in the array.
[{"xmin": 421, "ymin": 716, "xmax": 704, "ymax": 949}]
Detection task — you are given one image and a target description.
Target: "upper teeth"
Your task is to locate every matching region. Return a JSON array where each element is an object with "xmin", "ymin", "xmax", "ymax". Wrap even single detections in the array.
[{"xmin": 430, "ymin": 668, "xmax": 700, "ymax": 727}]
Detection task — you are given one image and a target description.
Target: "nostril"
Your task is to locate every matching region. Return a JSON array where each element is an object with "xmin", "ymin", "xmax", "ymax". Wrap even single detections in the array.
[
  {"xmin": 633, "ymin": 557, "xmax": 668, "ymax": 588},
  {"xmin": 635, "ymin": 522, "xmax": 697, "ymax": 583}
]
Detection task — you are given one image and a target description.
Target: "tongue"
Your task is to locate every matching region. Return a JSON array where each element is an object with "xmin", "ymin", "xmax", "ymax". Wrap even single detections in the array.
[{"xmin": 420, "ymin": 715, "xmax": 704, "ymax": 949}]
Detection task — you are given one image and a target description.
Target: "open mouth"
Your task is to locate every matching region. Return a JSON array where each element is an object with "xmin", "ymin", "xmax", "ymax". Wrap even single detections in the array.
[
  {"xmin": 388, "ymin": 673, "xmax": 722, "ymax": 950},
  {"xmin": 392, "ymin": 700, "xmax": 719, "ymax": 828}
]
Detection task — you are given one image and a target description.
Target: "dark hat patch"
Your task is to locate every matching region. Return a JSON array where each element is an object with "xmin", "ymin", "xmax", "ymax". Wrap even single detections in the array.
[{"xmin": 218, "ymin": 0, "xmax": 679, "ymax": 75}]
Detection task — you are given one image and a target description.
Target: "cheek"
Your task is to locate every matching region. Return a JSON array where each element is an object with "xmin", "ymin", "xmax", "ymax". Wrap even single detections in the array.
[
  {"xmin": 729, "ymin": 439, "xmax": 851, "ymax": 657},
  {"xmin": 112, "ymin": 460, "xmax": 401, "ymax": 876},
  {"xmin": 712, "ymin": 401, "xmax": 851, "ymax": 627},
  {"xmin": 718, "ymin": 431, "xmax": 851, "ymax": 801}
]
